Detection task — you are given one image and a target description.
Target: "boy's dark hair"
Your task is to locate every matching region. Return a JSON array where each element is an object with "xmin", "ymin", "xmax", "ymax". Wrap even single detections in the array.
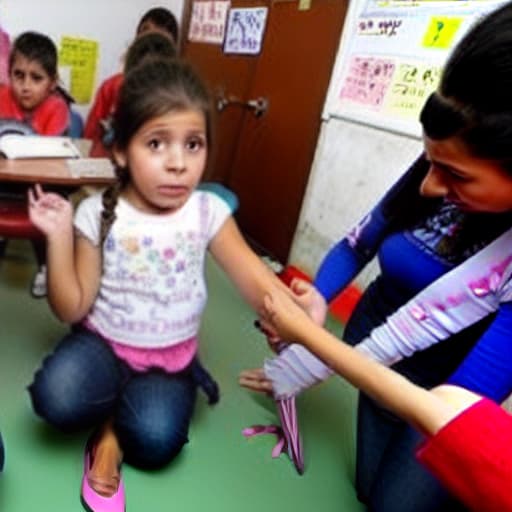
[
  {"xmin": 137, "ymin": 7, "xmax": 179, "ymax": 43},
  {"xmin": 124, "ymin": 32, "xmax": 177, "ymax": 74},
  {"xmin": 99, "ymin": 58, "xmax": 211, "ymax": 243},
  {"xmin": 420, "ymin": 3, "xmax": 512, "ymax": 173},
  {"xmin": 9, "ymin": 31, "xmax": 58, "ymax": 78}
]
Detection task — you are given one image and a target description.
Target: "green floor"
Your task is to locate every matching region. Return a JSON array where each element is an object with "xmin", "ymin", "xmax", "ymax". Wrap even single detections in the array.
[{"xmin": 0, "ymin": 240, "xmax": 364, "ymax": 511}]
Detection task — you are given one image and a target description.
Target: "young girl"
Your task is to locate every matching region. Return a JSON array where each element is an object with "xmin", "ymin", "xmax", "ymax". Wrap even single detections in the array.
[
  {"xmin": 0, "ymin": 31, "xmax": 70, "ymax": 298},
  {"xmin": 257, "ymin": 284, "xmax": 512, "ymax": 512},
  {"xmin": 27, "ymin": 57, "xmax": 287, "ymax": 512}
]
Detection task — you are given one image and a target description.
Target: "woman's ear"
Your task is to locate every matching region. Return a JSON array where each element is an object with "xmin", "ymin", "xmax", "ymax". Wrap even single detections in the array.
[{"xmin": 112, "ymin": 146, "xmax": 127, "ymax": 168}]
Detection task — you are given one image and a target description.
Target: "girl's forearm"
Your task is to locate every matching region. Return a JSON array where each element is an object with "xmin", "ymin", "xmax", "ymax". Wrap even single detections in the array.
[
  {"xmin": 46, "ymin": 231, "xmax": 88, "ymax": 322},
  {"xmin": 298, "ymin": 322, "xmax": 454, "ymax": 435}
]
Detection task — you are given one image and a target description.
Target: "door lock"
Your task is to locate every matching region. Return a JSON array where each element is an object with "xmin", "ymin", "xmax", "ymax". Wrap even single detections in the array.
[{"xmin": 216, "ymin": 95, "xmax": 269, "ymax": 117}]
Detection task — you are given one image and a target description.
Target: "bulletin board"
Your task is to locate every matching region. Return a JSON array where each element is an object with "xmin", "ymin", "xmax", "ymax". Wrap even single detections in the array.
[{"xmin": 323, "ymin": 0, "xmax": 509, "ymax": 138}]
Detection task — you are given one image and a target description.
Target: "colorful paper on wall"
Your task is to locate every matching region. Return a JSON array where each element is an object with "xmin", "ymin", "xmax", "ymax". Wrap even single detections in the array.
[
  {"xmin": 224, "ymin": 7, "xmax": 268, "ymax": 55},
  {"xmin": 59, "ymin": 37, "xmax": 98, "ymax": 104},
  {"xmin": 422, "ymin": 17, "xmax": 462, "ymax": 49},
  {"xmin": 339, "ymin": 56, "xmax": 395, "ymax": 109},
  {"xmin": 384, "ymin": 61, "xmax": 441, "ymax": 118},
  {"xmin": 188, "ymin": 1, "xmax": 230, "ymax": 44}
]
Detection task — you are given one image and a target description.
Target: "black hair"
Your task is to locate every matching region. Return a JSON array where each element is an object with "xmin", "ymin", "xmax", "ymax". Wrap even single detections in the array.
[
  {"xmin": 100, "ymin": 58, "xmax": 211, "ymax": 243},
  {"xmin": 420, "ymin": 3, "xmax": 512, "ymax": 173},
  {"xmin": 9, "ymin": 31, "xmax": 58, "ymax": 78},
  {"xmin": 136, "ymin": 7, "xmax": 179, "ymax": 43},
  {"xmin": 124, "ymin": 31, "xmax": 177, "ymax": 74}
]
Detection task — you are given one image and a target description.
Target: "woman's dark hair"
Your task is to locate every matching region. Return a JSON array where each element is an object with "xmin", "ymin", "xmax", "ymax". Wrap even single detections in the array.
[
  {"xmin": 136, "ymin": 7, "xmax": 179, "ymax": 43},
  {"xmin": 100, "ymin": 58, "xmax": 211, "ymax": 243},
  {"xmin": 420, "ymin": 3, "xmax": 512, "ymax": 172},
  {"xmin": 9, "ymin": 31, "xmax": 58, "ymax": 78},
  {"xmin": 124, "ymin": 32, "xmax": 177, "ymax": 74}
]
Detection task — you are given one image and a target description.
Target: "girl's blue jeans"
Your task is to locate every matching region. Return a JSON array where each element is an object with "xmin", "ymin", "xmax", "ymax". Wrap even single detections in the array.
[{"xmin": 29, "ymin": 328, "xmax": 203, "ymax": 469}]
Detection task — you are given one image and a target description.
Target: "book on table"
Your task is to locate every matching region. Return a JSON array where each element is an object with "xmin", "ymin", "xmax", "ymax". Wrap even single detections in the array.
[
  {"xmin": 0, "ymin": 134, "xmax": 83, "ymax": 159},
  {"xmin": 0, "ymin": 134, "xmax": 114, "ymax": 179}
]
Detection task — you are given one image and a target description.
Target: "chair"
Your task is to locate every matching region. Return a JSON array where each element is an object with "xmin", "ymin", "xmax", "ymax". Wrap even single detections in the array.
[
  {"xmin": 69, "ymin": 109, "xmax": 84, "ymax": 138},
  {"xmin": 0, "ymin": 197, "xmax": 43, "ymax": 260}
]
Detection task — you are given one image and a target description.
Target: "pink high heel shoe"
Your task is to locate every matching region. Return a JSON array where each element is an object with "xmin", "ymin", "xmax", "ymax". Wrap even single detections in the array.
[{"xmin": 80, "ymin": 441, "xmax": 125, "ymax": 512}]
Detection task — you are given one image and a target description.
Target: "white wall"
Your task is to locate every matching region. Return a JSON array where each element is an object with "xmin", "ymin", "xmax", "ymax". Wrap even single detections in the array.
[
  {"xmin": 0, "ymin": 0, "xmax": 184, "ymax": 117},
  {"xmin": 289, "ymin": 117, "xmax": 422, "ymax": 287}
]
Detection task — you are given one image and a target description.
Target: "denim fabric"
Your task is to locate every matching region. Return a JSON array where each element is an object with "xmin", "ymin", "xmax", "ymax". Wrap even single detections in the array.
[{"xmin": 29, "ymin": 328, "xmax": 199, "ymax": 468}]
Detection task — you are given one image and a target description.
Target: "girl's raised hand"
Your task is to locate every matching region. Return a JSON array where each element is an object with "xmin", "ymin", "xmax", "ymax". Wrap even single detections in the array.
[{"xmin": 28, "ymin": 184, "xmax": 73, "ymax": 238}]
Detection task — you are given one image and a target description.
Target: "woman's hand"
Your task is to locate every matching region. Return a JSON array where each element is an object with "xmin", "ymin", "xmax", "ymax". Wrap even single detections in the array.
[
  {"xmin": 260, "ymin": 284, "xmax": 320, "ymax": 344},
  {"xmin": 28, "ymin": 184, "xmax": 73, "ymax": 239}
]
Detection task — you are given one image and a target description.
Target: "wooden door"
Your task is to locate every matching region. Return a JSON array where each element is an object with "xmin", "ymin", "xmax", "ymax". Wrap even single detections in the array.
[{"xmin": 183, "ymin": 0, "xmax": 347, "ymax": 263}]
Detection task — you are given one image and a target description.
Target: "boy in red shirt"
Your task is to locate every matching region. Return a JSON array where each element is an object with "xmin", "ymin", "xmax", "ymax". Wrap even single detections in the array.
[{"xmin": 0, "ymin": 31, "xmax": 70, "ymax": 297}]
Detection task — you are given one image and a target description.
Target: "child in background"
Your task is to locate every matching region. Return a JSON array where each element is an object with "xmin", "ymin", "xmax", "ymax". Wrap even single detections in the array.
[
  {"xmin": 0, "ymin": 31, "xmax": 70, "ymax": 298},
  {"xmin": 257, "ymin": 285, "xmax": 512, "ymax": 512},
  {"xmin": 84, "ymin": 6, "xmax": 179, "ymax": 157},
  {"xmin": 0, "ymin": 31, "xmax": 69, "ymax": 135},
  {"xmin": 28, "ymin": 57, "xmax": 288, "ymax": 512}
]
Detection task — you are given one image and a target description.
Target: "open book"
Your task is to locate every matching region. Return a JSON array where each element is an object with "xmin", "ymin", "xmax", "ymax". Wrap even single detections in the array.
[{"xmin": 0, "ymin": 134, "xmax": 83, "ymax": 159}]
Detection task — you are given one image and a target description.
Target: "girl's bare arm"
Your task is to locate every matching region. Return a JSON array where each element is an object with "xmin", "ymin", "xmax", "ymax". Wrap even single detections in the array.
[{"xmin": 29, "ymin": 185, "xmax": 101, "ymax": 322}]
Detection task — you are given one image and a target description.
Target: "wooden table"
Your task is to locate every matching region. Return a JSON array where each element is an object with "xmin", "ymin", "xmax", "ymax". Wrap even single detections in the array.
[{"xmin": 0, "ymin": 157, "xmax": 116, "ymax": 186}]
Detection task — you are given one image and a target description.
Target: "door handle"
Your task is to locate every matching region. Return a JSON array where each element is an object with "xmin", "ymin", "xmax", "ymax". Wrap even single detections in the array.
[{"xmin": 216, "ymin": 95, "xmax": 269, "ymax": 117}]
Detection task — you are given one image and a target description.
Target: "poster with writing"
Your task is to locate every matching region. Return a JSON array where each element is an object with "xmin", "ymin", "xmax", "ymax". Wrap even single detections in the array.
[
  {"xmin": 224, "ymin": 7, "xmax": 268, "ymax": 55},
  {"xmin": 188, "ymin": 0, "xmax": 230, "ymax": 44},
  {"xmin": 59, "ymin": 37, "xmax": 98, "ymax": 104},
  {"xmin": 324, "ymin": 0, "xmax": 509, "ymax": 137}
]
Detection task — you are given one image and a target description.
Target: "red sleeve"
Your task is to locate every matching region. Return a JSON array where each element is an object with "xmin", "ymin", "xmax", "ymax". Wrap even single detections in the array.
[
  {"xmin": 416, "ymin": 398, "xmax": 512, "ymax": 511},
  {"xmin": 84, "ymin": 73, "xmax": 123, "ymax": 140},
  {"xmin": 31, "ymin": 93, "xmax": 70, "ymax": 135}
]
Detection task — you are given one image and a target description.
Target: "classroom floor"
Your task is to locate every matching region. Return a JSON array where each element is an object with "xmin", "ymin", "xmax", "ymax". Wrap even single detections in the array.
[{"xmin": 0, "ymin": 240, "xmax": 364, "ymax": 512}]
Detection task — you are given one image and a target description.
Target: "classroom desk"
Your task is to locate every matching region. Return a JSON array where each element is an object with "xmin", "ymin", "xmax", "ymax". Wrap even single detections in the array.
[{"xmin": 0, "ymin": 157, "xmax": 115, "ymax": 186}]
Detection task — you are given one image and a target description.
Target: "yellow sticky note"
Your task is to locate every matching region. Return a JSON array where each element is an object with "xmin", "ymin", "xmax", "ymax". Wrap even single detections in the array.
[
  {"xmin": 298, "ymin": 0, "xmax": 312, "ymax": 11},
  {"xmin": 59, "ymin": 36, "xmax": 98, "ymax": 104},
  {"xmin": 422, "ymin": 17, "xmax": 462, "ymax": 49}
]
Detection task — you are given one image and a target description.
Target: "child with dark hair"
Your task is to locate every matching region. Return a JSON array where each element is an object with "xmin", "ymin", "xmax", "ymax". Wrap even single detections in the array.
[
  {"xmin": 241, "ymin": 2, "xmax": 512, "ymax": 511},
  {"xmin": 0, "ymin": 31, "xmax": 70, "ymax": 298},
  {"xmin": 84, "ymin": 7, "xmax": 179, "ymax": 157},
  {"xmin": 27, "ymin": 57, "xmax": 290, "ymax": 512},
  {"xmin": 136, "ymin": 6, "xmax": 179, "ymax": 43},
  {"xmin": 0, "ymin": 31, "xmax": 69, "ymax": 135}
]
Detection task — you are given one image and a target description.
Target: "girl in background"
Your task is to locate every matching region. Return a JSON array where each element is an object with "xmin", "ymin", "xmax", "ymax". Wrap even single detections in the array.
[
  {"xmin": 28, "ymin": 57, "xmax": 287, "ymax": 512},
  {"xmin": 0, "ymin": 31, "xmax": 70, "ymax": 298},
  {"xmin": 84, "ymin": 6, "xmax": 178, "ymax": 157}
]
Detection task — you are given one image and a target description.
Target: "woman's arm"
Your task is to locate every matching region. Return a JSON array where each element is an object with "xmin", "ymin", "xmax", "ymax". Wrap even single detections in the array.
[
  {"xmin": 261, "ymin": 286, "xmax": 481, "ymax": 436},
  {"xmin": 29, "ymin": 185, "xmax": 101, "ymax": 322}
]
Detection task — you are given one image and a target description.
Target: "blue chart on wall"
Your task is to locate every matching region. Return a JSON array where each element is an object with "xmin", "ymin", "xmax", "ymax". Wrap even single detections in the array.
[{"xmin": 324, "ymin": 0, "xmax": 509, "ymax": 138}]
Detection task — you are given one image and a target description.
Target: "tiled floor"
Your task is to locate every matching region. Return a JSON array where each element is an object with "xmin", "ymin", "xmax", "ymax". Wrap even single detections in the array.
[{"xmin": 0, "ymin": 240, "xmax": 364, "ymax": 511}]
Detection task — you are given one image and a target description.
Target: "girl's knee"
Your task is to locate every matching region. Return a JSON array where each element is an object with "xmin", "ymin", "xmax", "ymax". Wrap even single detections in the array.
[{"xmin": 117, "ymin": 418, "xmax": 189, "ymax": 468}]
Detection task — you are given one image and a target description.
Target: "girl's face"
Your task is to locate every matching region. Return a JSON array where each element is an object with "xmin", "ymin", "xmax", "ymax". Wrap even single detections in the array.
[
  {"xmin": 9, "ymin": 52, "xmax": 56, "ymax": 112},
  {"xmin": 115, "ymin": 108, "xmax": 208, "ymax": 214},
  {"xmin": 421, "ymin": 135, "xmax": 512, "ymax": 213}
]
